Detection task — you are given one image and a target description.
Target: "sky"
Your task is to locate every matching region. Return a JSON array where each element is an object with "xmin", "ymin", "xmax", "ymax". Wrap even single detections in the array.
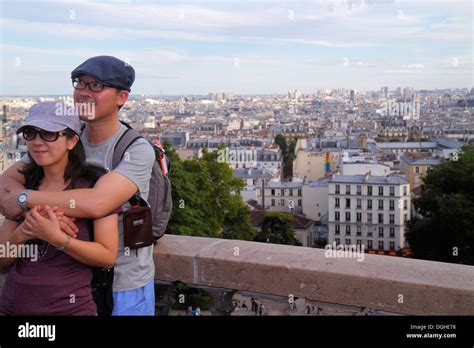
[{"xmin": 0, "ymin": 0, "xmax": 473, "ymax": 95}]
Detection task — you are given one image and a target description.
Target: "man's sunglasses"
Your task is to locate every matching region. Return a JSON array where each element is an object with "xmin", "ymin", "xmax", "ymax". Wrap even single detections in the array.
[
  {"xmin": 72, "ymin": 77, "xmax": 109, "ymax": 92},
  {"xmin": 22, "ymin": 127, "xmax": 67, "ymax": 142}
]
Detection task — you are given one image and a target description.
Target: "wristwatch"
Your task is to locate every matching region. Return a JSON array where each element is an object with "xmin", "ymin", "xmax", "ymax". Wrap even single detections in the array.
[{"xmin": 17, "ymin": 189, "xmax": 33, "ymax": 212}]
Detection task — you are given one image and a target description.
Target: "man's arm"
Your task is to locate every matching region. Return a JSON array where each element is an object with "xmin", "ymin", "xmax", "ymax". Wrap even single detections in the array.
[
  {"xmin": 0, "ymin": 161, "xmax": 26, "ymax": 217},
  {"xmin": 2, "ymin": 139, "xmax": 155, "ymax": 220},
  {"xmin": 25, "ymin": 172, "xmax": 138, "ymax": 219}
]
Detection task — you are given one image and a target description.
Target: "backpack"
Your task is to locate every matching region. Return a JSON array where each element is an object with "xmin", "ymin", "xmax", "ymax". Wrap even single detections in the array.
[{"xmin": 81, "ymin": 121, "xmax": 173, "ymax": 241}]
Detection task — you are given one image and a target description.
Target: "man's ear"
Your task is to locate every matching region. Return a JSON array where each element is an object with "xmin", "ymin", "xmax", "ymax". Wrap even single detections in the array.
[{"xmin": 117, "ymin": 90, "xmax": 129, "ymax": 108}]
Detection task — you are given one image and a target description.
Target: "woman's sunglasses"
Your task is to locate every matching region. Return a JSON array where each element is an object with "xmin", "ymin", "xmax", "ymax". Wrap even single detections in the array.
[{"xmin": 22, "ymin": 127, "xmax": 67, "ymax": 142}]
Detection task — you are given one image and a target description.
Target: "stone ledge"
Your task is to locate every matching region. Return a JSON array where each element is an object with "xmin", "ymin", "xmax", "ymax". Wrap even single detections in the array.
[{"xmin": 154, "ymin": 235, "xmax": 474, "ymax": 315}]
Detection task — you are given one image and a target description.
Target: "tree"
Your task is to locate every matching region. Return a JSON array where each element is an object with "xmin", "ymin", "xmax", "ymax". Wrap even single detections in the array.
[
  {"xmin": 274, "ymin": 134, "xmax": 297, "ymax": 179},
  {"xmin": 221, "ymin": 203, "xmax": 256, "ymax": 241},
  {"xmin": 405, "ymin": 144, "xmax": 474, "ymax": 265},
  {"xmin": 274, "ymin": 134, "xmax": 288, "ymax": 154},
  {"xmin": 165, "ymin": 145, "xmax": 255, "ymax": 240},
  {"xmin": 255, "ymin": 212, "xmax": 302, "ymax": 246}
]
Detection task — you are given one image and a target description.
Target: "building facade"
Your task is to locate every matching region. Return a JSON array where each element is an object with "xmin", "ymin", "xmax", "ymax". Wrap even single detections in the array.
[{"xmin": 328, "ymin": 174, "xmax": 411, "ymax": 252}]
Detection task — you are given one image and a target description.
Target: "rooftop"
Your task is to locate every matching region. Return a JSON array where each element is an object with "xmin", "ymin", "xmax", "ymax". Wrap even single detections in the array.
[{"xmin": 329, "ymin": 174, "xmax": 408, "ymax": 185}]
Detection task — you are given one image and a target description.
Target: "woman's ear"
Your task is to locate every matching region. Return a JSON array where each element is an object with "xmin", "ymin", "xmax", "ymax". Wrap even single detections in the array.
[{"xmin": 67, "ymin": 134, "xmax": 79, "ymax": 150}]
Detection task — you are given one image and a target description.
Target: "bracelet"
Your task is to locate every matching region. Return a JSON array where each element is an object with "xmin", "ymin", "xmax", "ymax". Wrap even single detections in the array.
[{"xmin": 56, "ymin": 233, "xmax": 71, "ymax": 251}]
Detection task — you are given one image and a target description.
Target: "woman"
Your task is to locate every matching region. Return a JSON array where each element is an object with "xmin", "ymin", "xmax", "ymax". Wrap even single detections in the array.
[{"xmin": 0, "ymin": 102, "xmax": 119, "ymax": 315}]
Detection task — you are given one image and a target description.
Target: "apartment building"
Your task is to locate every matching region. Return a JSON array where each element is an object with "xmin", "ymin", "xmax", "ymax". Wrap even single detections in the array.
[{"xmin": 328, "ymin": 173, "xmax": 410, "ymax": 252}]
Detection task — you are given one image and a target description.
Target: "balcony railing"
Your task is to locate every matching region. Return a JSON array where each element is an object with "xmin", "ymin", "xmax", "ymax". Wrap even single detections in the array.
[{"xmin": 153, "ymin": 235, "xmax": 474, "ymax": 316}]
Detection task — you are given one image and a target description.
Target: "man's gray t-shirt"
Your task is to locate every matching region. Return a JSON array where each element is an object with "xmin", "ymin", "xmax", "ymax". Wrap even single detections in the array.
[{"xmin": 21, "ymin": 124, "xmax": 156, "ymax": 292}]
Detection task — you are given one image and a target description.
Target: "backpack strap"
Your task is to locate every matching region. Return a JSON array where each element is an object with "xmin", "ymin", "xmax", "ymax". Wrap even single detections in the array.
[
  {"xmin": 112, "ymin": 127, "xmax": 142, "ymax": 170},
  {"xmin": 112, "ymin": 125, "xmax": 148, "ymax": 207}
]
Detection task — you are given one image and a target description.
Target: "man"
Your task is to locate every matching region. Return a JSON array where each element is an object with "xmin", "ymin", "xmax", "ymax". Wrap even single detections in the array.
[{"xmin": 0, "ymin": 56, "xmax": 156, "ymax": 315}]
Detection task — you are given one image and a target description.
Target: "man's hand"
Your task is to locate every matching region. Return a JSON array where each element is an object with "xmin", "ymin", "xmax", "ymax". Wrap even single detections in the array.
[
  {"xmin": 1, "ymin": 186, "xmax": 22, "ymax": 220},
  {"xmin": 37, "ymin": 206, "xmax": 78, "ymax": 239}
]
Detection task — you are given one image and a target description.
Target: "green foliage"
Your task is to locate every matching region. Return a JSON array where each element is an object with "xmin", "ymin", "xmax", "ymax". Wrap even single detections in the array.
[
  {"xmin": 406, "ymin": 144, "xmax": 474, "ymax": 265},
  {"xmin": 274, "ymin": 134, "xmax": 297, "ymax": 178},
  {"xmin": 165, "ymin": 145, "xmax": 255, "ymax": 240},
  {"xmin": 255, "ymin": 212, "xmax": 302, "ymax": 246}
]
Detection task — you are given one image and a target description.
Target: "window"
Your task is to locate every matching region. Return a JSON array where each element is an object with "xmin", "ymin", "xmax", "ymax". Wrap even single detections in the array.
[
  {"xmin": 367, "ymin": 186, "xmax": 372, "ymax": 196},
  {"xmin": 404, "ymin": 214, "xmax": 408, "ymax": 222},
  {"xmin": 356, "ymin": 239, "xmax": 362, "ymax": 246},
  {"xmin": 356, "ymin": 225, "xmax": 361, "ymax": 236},
  {"xmin": 289, "ymin": 189, "xmax": 293, "ymax": 196},
  {"xmin": 335, "ymin": 224, "xmax": 340, "ymax": 235},
  {"xmin": 335, "ymin": 238, "xmax": 341, "ymax": 245},
  {"xmin": 345, "ymin": 239, "xmax": 351, "ymax": 245},
  {"xmin": 335, "ymin": 198, "xmax": 340, "ymax": 207},
  {"xmin": 345, "ymin": 212, "xmax": 351, "ymax": 222},
  {"xmin": 378, "ymin": 186, "xmax": 384, "ymax": 196},
  {"xmin": 367, "ymin": 240, "xmax": 373, "ymax": 249},
  {"xmin": 335, "ymin": 211, "xmax": 340, "ymax": 221},
  {"xmin": 298, "ymin": 189, "xmax": 302, "ymax": 196},
  {"xmin": 280, "ymin": 199, "xmax": 285, "ymax": 206},
  {"xmin": 415, "ymin": 166, "xmax": 419, "ymax": 174},
  {"xmin": 403, "ymin": 186, "xmax": 407, "ymax": 196},
  {"xmin": 378, "ymin": 200, "xmax": 384, "ymax": 210},
  {"xmin": 367, "ymin": 213, "xmax": 372, "ymax": 222},
  {"xmin": 345, "ymin": 185, "xmax": 351, "ymax": 195},
  {"xmin": 298, "ymin": 199, "xmax": 302, "ymax": 207},
  {"xmin": 389, "ymin": 200, "xmax": 395, "ymax": 210},
  {"xmin": 345, "ymin": 225, "xmax": 351, "ymax": 236},
  {"xmin": 367, "ymin": 227, "xmax": 373, "ymax": 237},
  {"xmin": 378, "ymin": 214, "xmax": 384, "ymax": 223},
  {"xmin": 378, "ymin": 227, "xmax": 384, "ymax": 237},
  {"xmin": 281, "ymin": 189, "xmax": 285, "ymax": 196},
  {"xmin": 357, "ymin": 185, "xmax": 362, "ymax": 195},
  {"xmin": 390, "ymin": 186, "xmax": 395, "ymax": 196},
  {"xmin": 389, "ymin": 242, "xmax": 395, "ymax": 250},
  {"xmin": 271, "ymin": 199, "xmax": 275, "ymax": 206},
  {"xmin": 367, "ymin": 199, "xmax": 372, "ymax": 210},
  {"xmin": 390, "ymin": 227, "xmax": 395, "ymax": 238},
  {"xmin": 357, "ymin": 199, "xmax": 362, "ymax": 209},
  {"xmin": 403, "ymin": 200, "xmax": 407, "ymax": 210},
  {"xmin": 345, "ymin": 198, "xmax": 351, "ymax": 208},
  {"xmin": 271, "ymin": 189, "xmax": 275, "ymax": 196},
  {"xmin": 378, "ymin": 241, "xmax": 384, "ymax": 250},
  {"xmin": 389, "ymin": 214, "xmax": 395, "ymax": 224},
  {"xmin": 335, "ymin": 185, "xmax": 340, "ymax": 194},
  {"xmin": 356, "ymin": 213, "xmax": 362, "ymax": 222}
]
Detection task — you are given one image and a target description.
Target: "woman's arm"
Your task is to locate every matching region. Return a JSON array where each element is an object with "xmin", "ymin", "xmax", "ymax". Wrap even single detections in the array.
[
  {"xmin": 0, "ymin": 219, "xmax": 36, "ymax": 269},
  {"xmin": 22, "ymin": 205, "xmax": 118, "ymax": 269},
  {"xmin": 61, "ymin": 213, "xmax": 118, "ymax": 269}
]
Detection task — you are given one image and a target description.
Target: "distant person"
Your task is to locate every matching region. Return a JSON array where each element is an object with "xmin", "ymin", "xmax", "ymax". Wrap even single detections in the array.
[{"xmin": 258, "ymin": 303, "xmax": 265, "ymax": 316}]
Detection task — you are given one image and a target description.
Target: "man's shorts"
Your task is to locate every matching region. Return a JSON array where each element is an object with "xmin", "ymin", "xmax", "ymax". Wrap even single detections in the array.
[{"xmin": 112, "ymin": 278, "xmax": 155, "ymax": 316}]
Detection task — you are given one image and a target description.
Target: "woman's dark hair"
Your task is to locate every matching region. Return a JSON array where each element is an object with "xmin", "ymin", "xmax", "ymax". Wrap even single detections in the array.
[{"xmin": 19, "ymin": 128, "xmax": 86, "ymax": 190}]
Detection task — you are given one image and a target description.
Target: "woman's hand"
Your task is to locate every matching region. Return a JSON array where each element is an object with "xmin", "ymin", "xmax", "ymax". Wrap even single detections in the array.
[
  {"xmin": 37, "ymin": 206, "xmax": 78, "ymax": 239},
  {"xmin": 21, "ymin": 205, "xmax": 64, "ymax": 246}
]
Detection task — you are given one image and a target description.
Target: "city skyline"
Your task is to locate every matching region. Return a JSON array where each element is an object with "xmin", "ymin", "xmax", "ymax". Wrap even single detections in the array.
[{"xmin": 1, "ymin": 0, "xmax": 473, "ymax": 95}]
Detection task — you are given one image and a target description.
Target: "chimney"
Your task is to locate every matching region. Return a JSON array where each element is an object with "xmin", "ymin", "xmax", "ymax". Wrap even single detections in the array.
[{"xmin": 364, "ymin": 171, "xmax": 370, "ymax": 182}]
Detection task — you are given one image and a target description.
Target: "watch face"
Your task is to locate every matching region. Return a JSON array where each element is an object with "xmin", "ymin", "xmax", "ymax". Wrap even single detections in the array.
[{"xmin": 19, "ymin": 194, "xmax": 27, "ymax": 203}]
